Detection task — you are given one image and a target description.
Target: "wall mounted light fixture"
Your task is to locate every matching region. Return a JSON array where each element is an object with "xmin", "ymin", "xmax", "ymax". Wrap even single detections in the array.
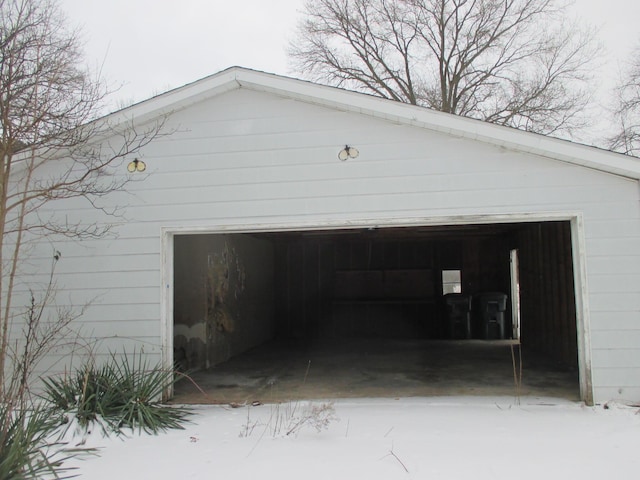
[
  {"xmin": 338, "ymin": 145, "xmax": 359, "ymax": 161},
  {"xmin": 127, "ymin": 158, "xmax": 146, "ymax": 173}
]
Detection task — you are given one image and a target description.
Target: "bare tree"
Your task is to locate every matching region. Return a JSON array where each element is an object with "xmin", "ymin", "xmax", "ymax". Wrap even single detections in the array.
[
  {"xmin": 289, "ymin": 0, "xmax": 600, "ymax": 135},
  {"xmin": 0, "ymin": 0, "xmax": 166, "ymax": 405},
  {"xmin": 609, "ymin": 45, "xmax": 640, "ymax": 156}
]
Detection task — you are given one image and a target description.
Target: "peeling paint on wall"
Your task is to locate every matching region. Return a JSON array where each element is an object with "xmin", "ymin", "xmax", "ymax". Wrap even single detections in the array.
[
  {"xmin": 173, "ymin": 320, "xmax": 206, "ymax": 371},
  {"xmin": 174, "ymin": 234, "xmax": 275, "ymax": 371},
  {"xmin": 204, "ymin": 241, "xmax": 247, "ymax": 367},
  {"xmin": 174, "ymin": 323, "xmax": 207, "ymax": 343},
  {"xmin": 206, "ymin": 241, "xmax": 246, "ymax": 335}
]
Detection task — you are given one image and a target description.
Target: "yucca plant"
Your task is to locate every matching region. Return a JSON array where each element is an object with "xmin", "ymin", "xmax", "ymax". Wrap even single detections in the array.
[
  {"xmin": 103, "ymin": 352, "xmax": 188, "ymax": 433},
  {"xmin": 41, "ymin": 352, "xmax": 190, "ymax": 435},
  {"xmin": 42, "ymin": 365, "xmax": 112, "ymax": 428},
  {"xmin": 0, "ymin": 403, "xmax": 80, "ymax": 480}
]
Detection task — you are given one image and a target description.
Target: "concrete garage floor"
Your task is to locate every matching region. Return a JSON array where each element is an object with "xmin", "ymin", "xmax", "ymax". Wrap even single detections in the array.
[{"xmin": 171, "ymin": 339, "xmax": 580, "ymax": 405}]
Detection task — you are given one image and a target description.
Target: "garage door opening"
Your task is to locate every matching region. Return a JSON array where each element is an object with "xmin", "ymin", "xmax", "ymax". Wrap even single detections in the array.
[{"xmin": 170, "ymin": 220, "xmax": 583, "ymax": 403}]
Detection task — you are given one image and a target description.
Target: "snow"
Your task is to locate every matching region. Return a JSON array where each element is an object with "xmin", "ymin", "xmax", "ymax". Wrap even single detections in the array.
[{"xmin": 66, "ymin": 396, "xmax": 640, "ymax": 479}]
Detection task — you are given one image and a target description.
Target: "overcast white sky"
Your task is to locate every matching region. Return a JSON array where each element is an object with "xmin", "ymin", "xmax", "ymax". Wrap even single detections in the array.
[
  {"xmin": 60, "ymin": 0, "xmax": 639, "ymax": 128},
  {"xmin": 60, "ymin": 0, "xmax": 304, "ymax": 107}
]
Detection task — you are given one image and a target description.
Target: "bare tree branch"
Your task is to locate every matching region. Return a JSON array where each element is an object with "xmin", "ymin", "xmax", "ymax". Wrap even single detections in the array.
[
  {"xmin": 609, "ymin": 43, "xmax": 640, "ymax": 156},
  {"xmin": 0, "ymin": 0, "xmax": 169, "ymax": 404},
  {"xmin": 289, "ymin": 0, "xmax": 601, "ymax": 136}
]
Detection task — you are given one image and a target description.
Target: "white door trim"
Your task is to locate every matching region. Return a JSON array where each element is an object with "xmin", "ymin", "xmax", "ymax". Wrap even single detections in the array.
[
  {"xmin": 160, "ymin": 230, "xmax": 174, "ymax": 400},
  {"xmin": 159, "ymin": 211, "xmax": 593, "ymax": 404},
  {"xmin": 570, "ymin": 214, "xmax": 593, "ymax": 405}
]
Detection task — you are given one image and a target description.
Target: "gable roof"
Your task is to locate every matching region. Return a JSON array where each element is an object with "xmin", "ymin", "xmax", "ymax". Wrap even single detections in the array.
[{"xmin": 108, "ymin": 66, "xmax": 640, "ymax": 181}]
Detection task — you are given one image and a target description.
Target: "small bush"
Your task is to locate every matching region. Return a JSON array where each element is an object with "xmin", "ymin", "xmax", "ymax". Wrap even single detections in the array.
[
  {"xmin": 0, "ymin": 403, "xmax": 80, "ymax": 480},
  {"xmin": 42, "ymin": 352, "xmax": 190, "ymax": 435}
]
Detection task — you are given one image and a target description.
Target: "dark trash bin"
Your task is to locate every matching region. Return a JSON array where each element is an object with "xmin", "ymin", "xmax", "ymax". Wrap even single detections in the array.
[
  {"xmin": 477, "ymin": 292, "xmax": 508, "ymax": 340},
  {"xmin": 444, "ymin": 293, "xmax": 472, "ymax": 339}
]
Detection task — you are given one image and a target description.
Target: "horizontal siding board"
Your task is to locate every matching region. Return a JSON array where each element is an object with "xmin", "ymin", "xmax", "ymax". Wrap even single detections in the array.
[
  {"xmin": 585, "ymin": 218, "xmax": 640, "ymax": 238},
  {"xmin": 589, "ymin": 313, "xmax": 640, "ymax": 331},
  {"xmin": 99, "ymin": 179, "xmax": 633, "ymax": 211},
  {"xmin": 138, "ymin": 155, "xmax": 614, "ymax": 191},
  {"xmin": 589, "ymin": 293, "xmax": 640, "ymax": 312},
  {"xmin": 142, "ymin": 149, "xmax": 624, "ymax": 188},
  {"xmin": 17, "ymin": 270, "xmax": 159, "ymax": 291},
  {"xmin": 10, "ymin": 271, "xmax": 160, "ymax": 304},
  {"xmin": 587, "ymin": 256, "xmax": 640, "ymax": 274},
  {"xmin": 154, "ymin": 165, "xmax": 615, "ymax": 193},
  {"xmin": 82, "ymin": 238, "xmax": 161, "ymax": 256},
  {"xmin": 76, "ymin": 319, "xmax": 161, "ymax": 338},
  {"xmin": 41, "ymin": 186, "xmax": 636, "ymax": 225},
  {"xmin": 591, "ymin": 349, "xmax": 640, "ymax": 368},
  {"xmin": 83, "ymin": 304, "xmax": 161, "ymax": 322},
  {"xmin": 86, "ymin": 336, "xmax": 163, "ymax": 354},
  {"xmin": 585, "ymin": 238, "xmax": 640, "ymax": 257},
  {"xmin": 173, "ymin": 110, "xmax": 353, "ymax": 136},
  {"xmin": 55, "ymin": 254, "xmax": 159, "ymax": 274},
  {"xmin": 20, "ymin": 233, "xmax": 162, "ymax": 257},
  {"xmin": 575, "ymin": 202, "xmax": 640, "ymax": 222},
  {"xmin": 593, "ymin": 386, "xmax": 640, "ymax": 401},
  {"xmin": 35, "ymin": 255, "xmax": 160, "ymax": 281},
  {"xmin": 89, "ymin": 286, "xmax": 160, "ymax": 306},
  {"xmin": 591, "ymin": 367, "xmax": 640, "ymax": 387},
  {"xmin": 33, "ymin": 344, "xmax": 163, "ymax": 373},
  {"xmin": 590, "ymin": 330, "xmax": 640, "ymax": 349},
  {"xmin": 9, "ymin": 286, "xmax": 163, "ymax": 306},
  {"xmin": 123, "ymin": 199, "xmax": 599, "ymax": 225},
  {"xmin": 586, "ymin": 274, "xmax": 640, "ymax": 293}
]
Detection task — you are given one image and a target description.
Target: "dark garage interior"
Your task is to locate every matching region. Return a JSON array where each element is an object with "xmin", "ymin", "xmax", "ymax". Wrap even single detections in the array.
[{"xmin": 172, "ymin": 221, "xmax": 580, "ymax": 403}]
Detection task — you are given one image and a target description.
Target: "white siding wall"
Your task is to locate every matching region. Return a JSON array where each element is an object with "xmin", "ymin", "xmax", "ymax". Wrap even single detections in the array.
[{"xmin": 20, "ymin": 87, "xmax": 640, "ymax": 403}]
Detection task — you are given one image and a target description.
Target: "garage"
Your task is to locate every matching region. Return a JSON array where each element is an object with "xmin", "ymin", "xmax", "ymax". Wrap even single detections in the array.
[
  {"xmin": 171, "ymin": 217, "xmax": 581, "ymax": 403},
  {"xmin": 33, "ymin": 67, "xmax": 640, "ymax": 406}
]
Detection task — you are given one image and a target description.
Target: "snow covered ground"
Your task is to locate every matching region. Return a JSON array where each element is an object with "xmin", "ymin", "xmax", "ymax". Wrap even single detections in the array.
[{"xmin": 66, "ymin": 396, "xmax": 639, "ymax": 479}]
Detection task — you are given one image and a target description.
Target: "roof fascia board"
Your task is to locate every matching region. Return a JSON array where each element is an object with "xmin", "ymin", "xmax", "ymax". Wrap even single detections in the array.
[{"xmin": 102, "ymin": 68, "xmax": 243, "ymax": 129}]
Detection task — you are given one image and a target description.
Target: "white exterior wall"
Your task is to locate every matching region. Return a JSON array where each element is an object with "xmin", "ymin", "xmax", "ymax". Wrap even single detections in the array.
[{"xmin": 22, "ymin": 86, "xmax": 640, "ymax": 404}]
